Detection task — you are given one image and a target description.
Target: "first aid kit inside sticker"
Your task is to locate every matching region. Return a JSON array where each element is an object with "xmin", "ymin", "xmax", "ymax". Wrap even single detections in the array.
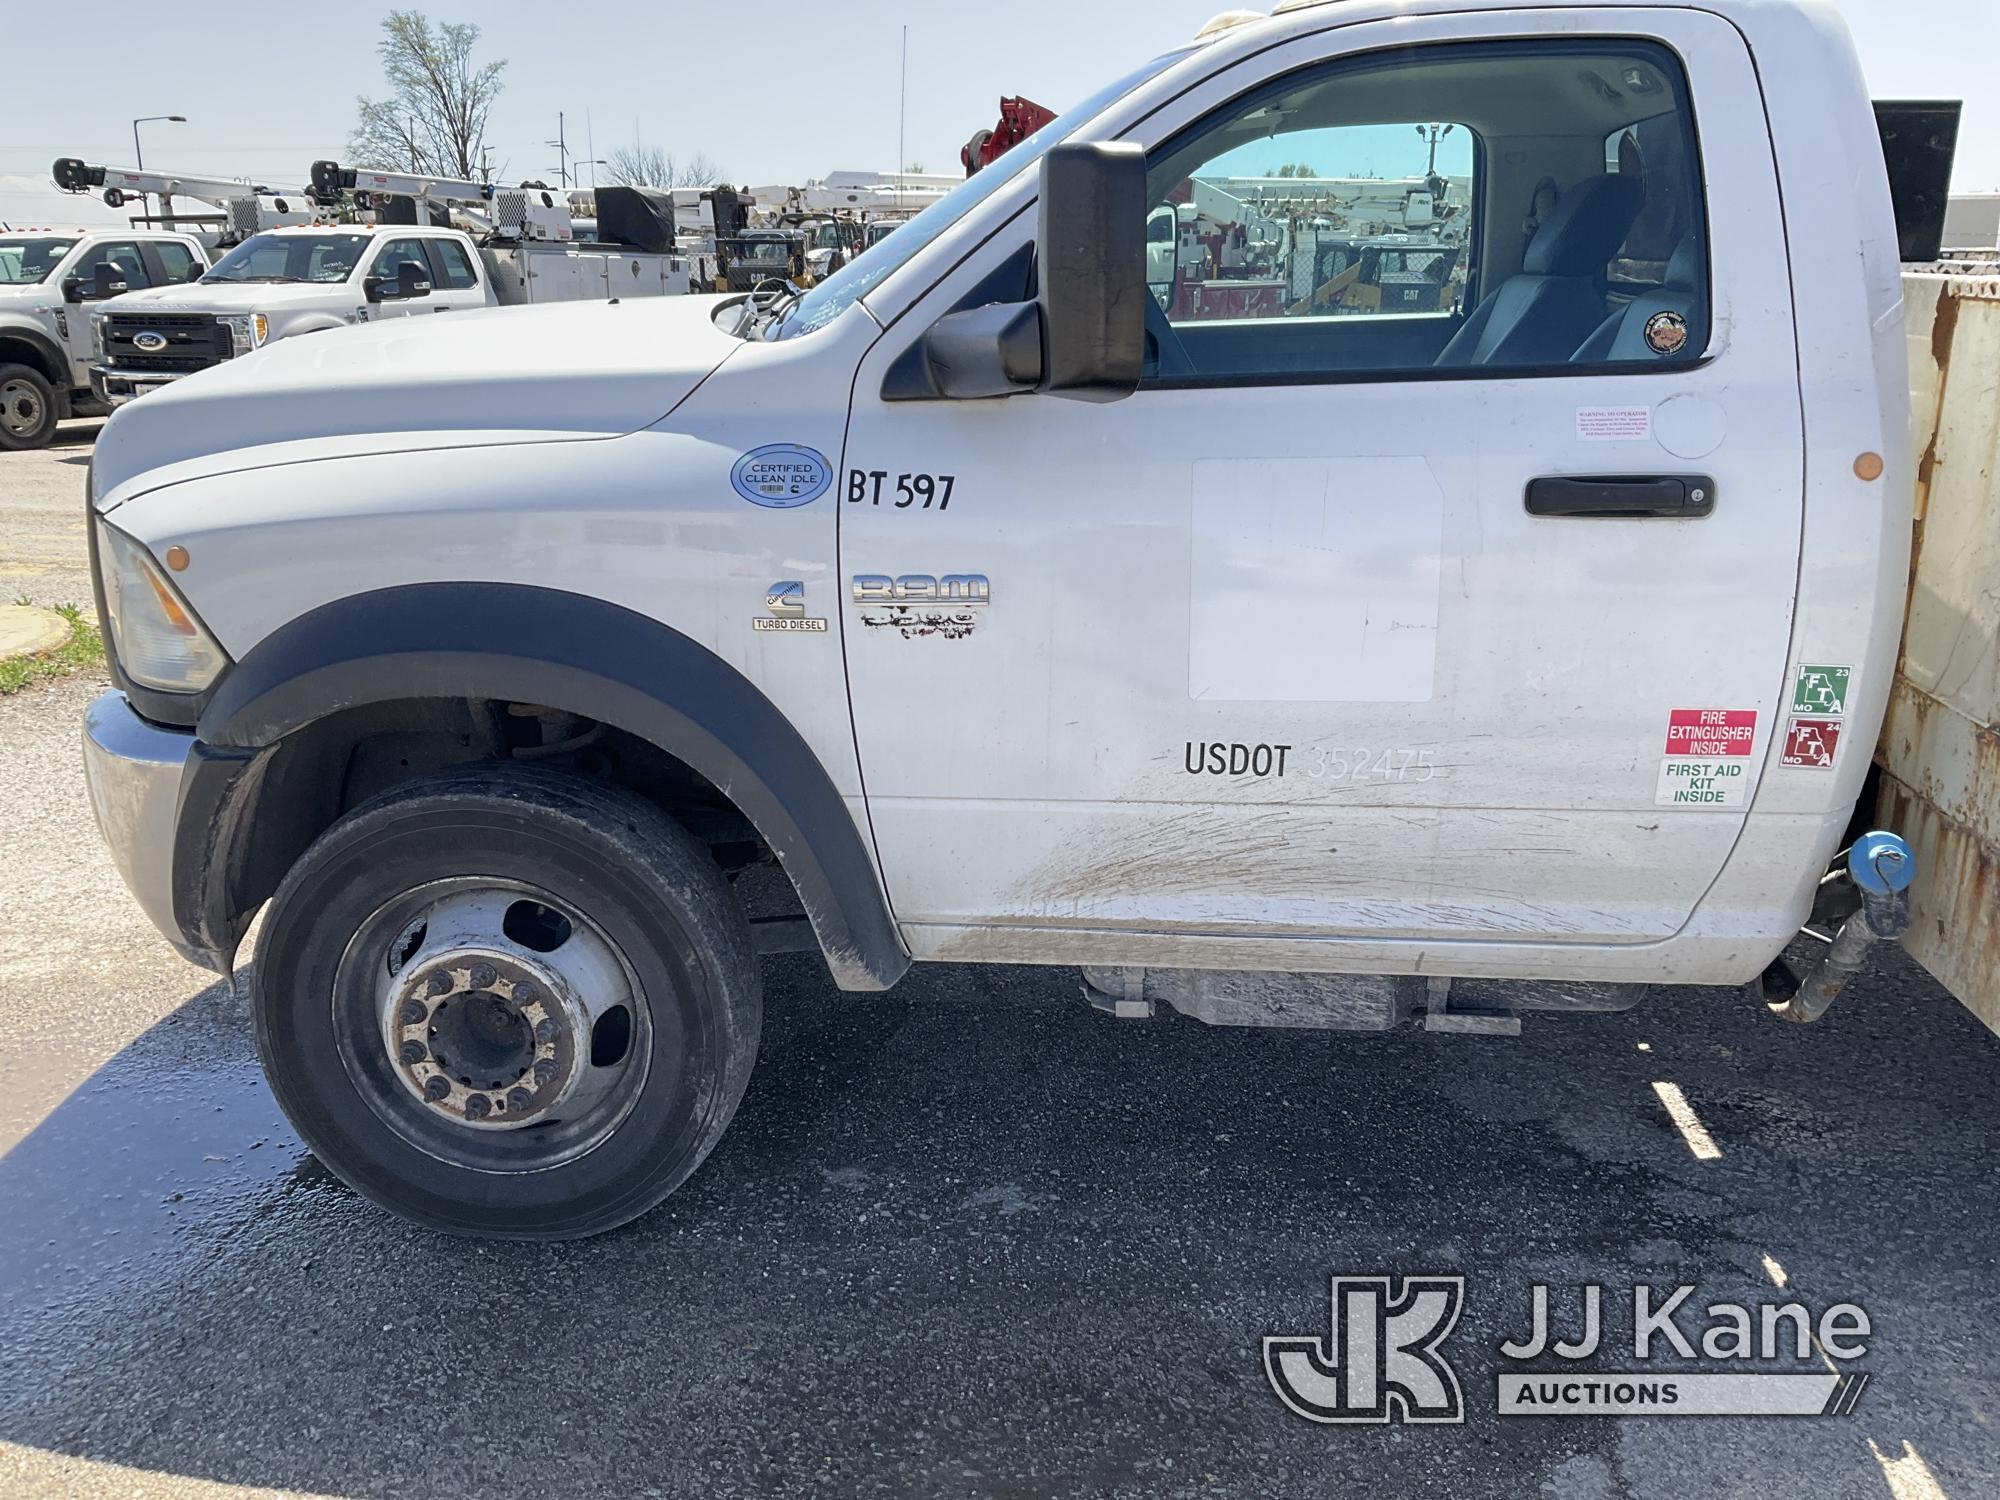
[{"xmin": 1657, "ymin": 759, "xmax": 1750, "ymax": 807}]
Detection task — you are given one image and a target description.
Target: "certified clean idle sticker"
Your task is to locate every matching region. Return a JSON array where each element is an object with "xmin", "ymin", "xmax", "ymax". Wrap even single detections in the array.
[
  {"xmin": 731, "ymin": 445, "xmax": 833, "ymax": 509},
  {"xmin": 1657, "ymin": 759, "xmax": 1750, "ymax": 806}
]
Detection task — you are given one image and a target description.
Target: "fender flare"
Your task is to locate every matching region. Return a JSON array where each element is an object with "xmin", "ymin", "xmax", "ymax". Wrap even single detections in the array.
[
  {"xmin": 193, "ymin": 583, "xmax": 909, "ymax": 991},
  {"xmin": 0, "ymin": 321, "xmax": 72, "ymax": 385}
]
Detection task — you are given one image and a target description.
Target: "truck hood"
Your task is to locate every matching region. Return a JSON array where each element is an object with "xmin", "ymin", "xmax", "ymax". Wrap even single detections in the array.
[
  {"xmin": 93, "ymin": 294, "xmax": 745, "ymax": 512},
  {"xmin": 0, "ymin": 282, "xmax": 63, "ymax": 310},
  {"xmin": 101, "ymin": 281, "xmax": 358, "ymax": 314}
]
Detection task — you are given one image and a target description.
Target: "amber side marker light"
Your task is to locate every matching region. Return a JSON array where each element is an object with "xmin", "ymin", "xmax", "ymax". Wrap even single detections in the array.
[
  {"xmin": 164, "ymin": 545, "xmax": 190, "ymax": 572},
  {"xmin": 1854, "ymin": 452, "xmax": 1885, "ymax": 482}
]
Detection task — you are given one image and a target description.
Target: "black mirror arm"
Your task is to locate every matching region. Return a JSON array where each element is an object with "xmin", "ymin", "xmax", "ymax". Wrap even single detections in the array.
[{"xmin": 880, "ymin": 300, "xmax": 1044, "ymax": 402}]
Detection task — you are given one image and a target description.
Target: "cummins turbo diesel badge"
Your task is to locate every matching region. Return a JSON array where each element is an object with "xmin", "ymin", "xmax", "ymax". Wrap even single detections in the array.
[{"xmin": 731, "ymin": 445, "xmax": 832, "ymax": 508}]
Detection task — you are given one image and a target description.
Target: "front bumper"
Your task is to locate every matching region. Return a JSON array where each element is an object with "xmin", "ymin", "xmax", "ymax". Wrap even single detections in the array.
[
  {"xmin": 90, "ymin": 365, "xmax": 187, "ymax": 408},
  {"xmin": 82, "ymin": 690, "xmax": 202, "ymax": 962}
]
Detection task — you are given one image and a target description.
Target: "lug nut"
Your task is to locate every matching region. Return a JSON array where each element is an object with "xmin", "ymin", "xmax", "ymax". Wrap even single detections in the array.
[
  {"xmin": 423, "ymin": 1076, "xmax": 451, "ymax": 1101},
  {"xmin": 508, "ymin": 1088, "xmax": 532, "ymax": 1112},
  {"xmin": 513, "ymin": 982, "xmax": 538, "ymax": 1006},
  {"xmin": 470, "ymin": 963, "xmax": 497, "ymax": 989},
  {"xmin": 400, "ymin": 1041, "xmax": 427, "ymax": 1065},
  {"xmin": 464, "ymin": 1094, "xmax": 491, "ymax": 1120},
  {"xmin": 399, "ymin": 1000, "xmax": 427, "ymax": 1026},
  {"xmin": 534, "ymin": 1058, "xmax": 559, "ymax": 1086},
  {"xmin": 534, "ymin": 1018, "xmax": 560, "ymax": 1044},
  {"xmin": 426, "ymin": 971, "xmax": 452, "ymax": 996}
]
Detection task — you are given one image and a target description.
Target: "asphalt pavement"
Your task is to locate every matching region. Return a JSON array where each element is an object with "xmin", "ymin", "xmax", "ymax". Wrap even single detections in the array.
[
  {"xmin": 1, "ymin": 441, "xmax": 1997, "ymax": 1499},
  {"xmin": 0, "ymin": 419, "xmax": 101, "ymax": 610}
]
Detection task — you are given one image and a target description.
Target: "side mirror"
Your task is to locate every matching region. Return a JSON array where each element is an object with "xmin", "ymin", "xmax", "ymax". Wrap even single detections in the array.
[
  {"xmin": 1037, "ymin": 140, "xmax": 1146, "ymax": 402},
  {"xmin": 396, "ymin": 260, "xmax": 433, "ymax": 300},
  {"xmin": 182, "ymin": 261, "xmax": 205, "ymax": 283},
  {"xmin": 84, "ymin": 263, "xmax": 130, "ymax": 302},
  {"xmin": 882, "ymin": 140, "xmax": 1148, "ymax": 404},
  {"xmin": 60, "ymin": 277, "xmax": 84, "ymax": 305}
]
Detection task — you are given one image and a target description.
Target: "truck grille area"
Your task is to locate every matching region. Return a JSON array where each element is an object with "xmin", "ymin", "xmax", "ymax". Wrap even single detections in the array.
[{"xmin": 99, "ymin": 313, "xmax": 234, "ymax": 374}]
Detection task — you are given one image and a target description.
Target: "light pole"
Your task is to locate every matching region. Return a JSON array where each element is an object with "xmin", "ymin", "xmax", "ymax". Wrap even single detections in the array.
[
  {"xmin": 131, "ymin": 114, "xmax": 187, "ymax": 226},
  {"xmin": 580, "ymin": 159, "xmax": 607, "ymax": 193}
]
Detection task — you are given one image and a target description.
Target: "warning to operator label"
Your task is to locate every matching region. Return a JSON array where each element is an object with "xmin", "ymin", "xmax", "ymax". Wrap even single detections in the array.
[
  {"xmin": 1657, "ymin": 759, "xmax": 1750, "ymax": 807},
  {"xmin": 1664, "ymin": 709, "xmax": 1757, "ymax": 757}
]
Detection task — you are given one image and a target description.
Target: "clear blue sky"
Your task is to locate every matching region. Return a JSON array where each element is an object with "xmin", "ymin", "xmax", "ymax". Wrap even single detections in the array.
[{"xmin": 3, "ymin": 0, "xmax": 1993, "ymax": 210}]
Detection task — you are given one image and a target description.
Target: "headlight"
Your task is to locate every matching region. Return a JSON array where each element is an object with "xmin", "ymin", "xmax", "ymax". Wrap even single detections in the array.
[
  {"xmin": 90, "ymin": 314, "xmax": 106, "ymax": 358},
  {"xmin": 217, "ymin": 313, "xmax": 269, "ymax": 353},
  {"xmin": 95, "ymin": 522, "xmax": 226, "ymax": 693}
]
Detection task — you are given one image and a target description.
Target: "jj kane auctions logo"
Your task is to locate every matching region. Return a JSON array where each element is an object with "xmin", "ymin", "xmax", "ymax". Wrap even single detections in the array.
[{"xmin": 1266, "ymin": 1277, "xmax": 1872, "ymax": 1423}]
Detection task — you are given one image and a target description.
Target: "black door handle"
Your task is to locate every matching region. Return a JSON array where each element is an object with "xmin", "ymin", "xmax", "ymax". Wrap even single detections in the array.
[{"xmin": 1525, "ymin": 475, "xmax": 1716, "ymax": 517}]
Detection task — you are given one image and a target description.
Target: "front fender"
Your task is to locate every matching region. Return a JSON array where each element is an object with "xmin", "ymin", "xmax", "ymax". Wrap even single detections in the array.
[
  {"xmin": 0, "ymin": 317, "xmax": 72, "ymax": 384},
  {"xmin": 191, "ymin": 583, "xmax": 909, "ymax": 991}
]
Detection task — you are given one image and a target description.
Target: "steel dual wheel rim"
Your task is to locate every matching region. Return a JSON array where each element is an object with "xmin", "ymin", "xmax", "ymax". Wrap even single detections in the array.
[
  {"xmin": 331, "ymin": 879, "xmax": 654, "ymax": 1174},
  {"xmin": 0, "ymin": 378, "xmax": 47, "ymax": 440}
]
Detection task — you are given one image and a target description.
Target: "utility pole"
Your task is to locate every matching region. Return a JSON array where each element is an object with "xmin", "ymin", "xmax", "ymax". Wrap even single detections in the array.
[{"xmin": 546, "ymin": 112, "xmax": 571, "ymax": 190}]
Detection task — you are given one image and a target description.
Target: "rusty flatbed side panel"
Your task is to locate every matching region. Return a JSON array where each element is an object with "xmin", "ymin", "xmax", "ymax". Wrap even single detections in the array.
[{"xmin": 1879, "ymin": 268, "xmax": 2000, "ymax": 1035}]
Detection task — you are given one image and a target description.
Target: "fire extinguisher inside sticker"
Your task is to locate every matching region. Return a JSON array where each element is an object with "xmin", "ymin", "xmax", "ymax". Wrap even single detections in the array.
[{"xmin": 1658, "ymin": 759, "xmax": 1750, "ymax": 807}]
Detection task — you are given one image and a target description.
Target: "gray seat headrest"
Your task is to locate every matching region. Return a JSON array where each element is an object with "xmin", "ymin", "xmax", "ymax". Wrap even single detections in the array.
[{"xmin": 1523, "ymin": 174, "xmax": 1645, "ymax": 277}]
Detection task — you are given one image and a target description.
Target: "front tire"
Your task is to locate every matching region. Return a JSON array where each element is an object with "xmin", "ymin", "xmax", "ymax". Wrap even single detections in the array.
[
  {"xmin": 254, "ymin": 766, "xmax": 761, "ymax": 1239},
  {"xmin": 0, "ymin": 363, "xmax": 59, "ymax": 451}
]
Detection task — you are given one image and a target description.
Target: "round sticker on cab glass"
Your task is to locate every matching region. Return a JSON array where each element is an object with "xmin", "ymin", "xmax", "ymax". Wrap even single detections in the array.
[
  {"xmin": 731, "ymin": 445, "xmax": 832, "ymax": 509},
  {"xmin": 1644, "ymin": 310, "xmax": 1690, "ymax": 357}
]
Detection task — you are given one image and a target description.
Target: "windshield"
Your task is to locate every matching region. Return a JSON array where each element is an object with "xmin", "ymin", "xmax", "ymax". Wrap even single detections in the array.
[
  {"xmin": 771, "ymin": 48, "xmax": 1192, "ymax": 340},
  {"xmin": 0, "ymin": 238, "xmax": 78, "ymax": 286},
  {"xmin": 203, "ymin": 232, "xmax": 372, "ymax": 285}
]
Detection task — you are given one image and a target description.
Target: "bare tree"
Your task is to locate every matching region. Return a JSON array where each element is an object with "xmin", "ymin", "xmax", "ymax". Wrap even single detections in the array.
[
  {"xmin": 349, "ymin": 11, "xmax": 506, "ymax": 178},
  {"xmin": 605, "ymin": 143, "xmax": 727, "ymax": 190}
]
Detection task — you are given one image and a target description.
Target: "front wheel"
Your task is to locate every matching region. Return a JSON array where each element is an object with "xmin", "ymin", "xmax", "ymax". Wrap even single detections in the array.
[
  {"xmin": 0, "ymin": 363, "xmax": 58, "ymax": 451},
  {"xmin": 254, "ymin": 766, "xmax": 761, "ymax": 1239}
]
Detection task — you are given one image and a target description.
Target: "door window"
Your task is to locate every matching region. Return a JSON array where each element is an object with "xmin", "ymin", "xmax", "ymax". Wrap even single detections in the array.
[
  {"xmin": 71, "ymin": 240, "xmax": 153, "ymax": 292},
  {"xmin": 154, "ymin": 241, "xmax": 202, "ymax": 283},
  {"xmin": 1143, "ymin": 40, "xmax": 1708, "ymax": 383},
  {"xmin": 431, "ymin": 239, "xmax": 480, "ymax": 289},
  {"xmin": 370, "ymin": 237, "xmax": 434, "ymax": 284}
]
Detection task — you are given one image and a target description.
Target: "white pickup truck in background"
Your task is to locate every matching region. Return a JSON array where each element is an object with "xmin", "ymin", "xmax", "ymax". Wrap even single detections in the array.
[
  {"xmin": 87, "ymin": 172, "xmax": 699, "ymax": 407},
  {"xmin": 74, "ymin": 0, "xmax": 1969, "ymax": 1239},
  {"xmin": 0, "ymin": 228, "xmax": 209, "ymax": 448},
  {"xmin": 91, "ymin": 223, "xmax": 495, "ymax": 407}
]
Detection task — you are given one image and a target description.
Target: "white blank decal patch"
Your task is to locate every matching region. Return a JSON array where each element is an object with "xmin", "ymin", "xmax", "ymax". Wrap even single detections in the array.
[{"xmin": 1189, "ymin": 457, "xmax": 1443, "ymax": 703}]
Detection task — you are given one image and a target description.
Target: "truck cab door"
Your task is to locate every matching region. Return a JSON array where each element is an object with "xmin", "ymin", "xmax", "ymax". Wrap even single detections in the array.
[
  {"xmin": 422, "ymin": 237, "xmax": 489, "ymax": 311},
  {"xmin": 838, "ymin": 9, "xmax": 1808, "ymax": 972},
  {"xmin": 61, "ymin": 239, "xmax": 155, "ymax": 385},
  {"xmin": 365, "ymin": 236, "xmax": 437, "ymax": 320}
]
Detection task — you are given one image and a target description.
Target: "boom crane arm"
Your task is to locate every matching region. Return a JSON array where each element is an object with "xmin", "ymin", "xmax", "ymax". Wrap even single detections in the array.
[
  {"xmin": 51, "ymin": 157, "xmax": 301, "ymax": 212},
  {"xmin": 308, "ymin": 161, "xmax": 496, "ymax": 210}
]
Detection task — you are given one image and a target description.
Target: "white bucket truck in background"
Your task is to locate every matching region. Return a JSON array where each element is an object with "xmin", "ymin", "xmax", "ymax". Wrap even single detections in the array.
[
  {"xmin": 84, "ymin": 161, "xmax": 701, "ymax": 408},
  {"xmin": 77, "ymin": 0, "xmax": 1965, "ymax": 1239}
]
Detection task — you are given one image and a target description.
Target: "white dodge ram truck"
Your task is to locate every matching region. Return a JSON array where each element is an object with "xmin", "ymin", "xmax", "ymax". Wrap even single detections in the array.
[{"xmin": 82, "ymin": 0, "xmax": 1919, "ymax": 1238}]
